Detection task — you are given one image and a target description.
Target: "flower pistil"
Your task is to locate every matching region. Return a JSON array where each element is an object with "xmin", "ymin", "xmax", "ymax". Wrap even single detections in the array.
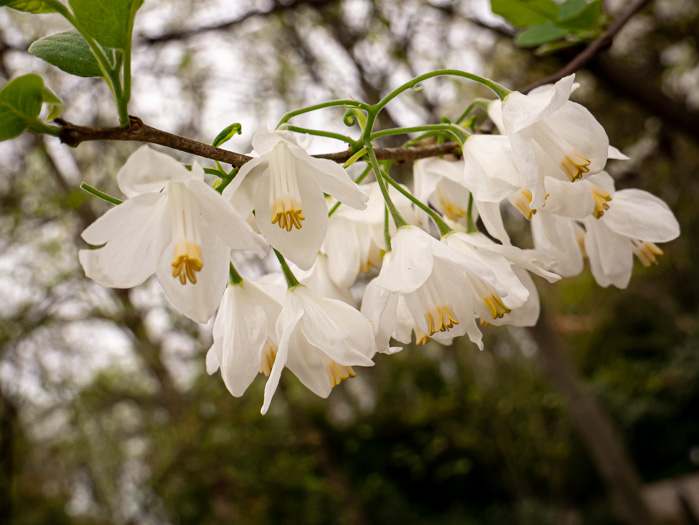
[
  {"xmin": 269, "ymin": 142, "xmax": 305, "ymax": 231},
  {"xmin": 169, "ymin": 183, "xmax": 204, "ymax": 285}
]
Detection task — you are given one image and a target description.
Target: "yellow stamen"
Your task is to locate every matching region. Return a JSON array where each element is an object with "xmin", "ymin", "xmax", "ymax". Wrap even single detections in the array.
[
  {"xmin": 633, "ymin": 241, "xmax": 663, "ymax": 267},
  {"xmin": 414, "ymin": 327, "xmax": 431, "ymax": 345},
  {"xmin": 511, "ymin": 188, "xmax": 536, "ymax": 220},
  {"xmin": 482, "ymin": 294, "xmax": 511, "ymax": 320},
  {"xmin": 438, "ymin": 190, "xmax": 468, "ymax": 221},
  {"xmin": 171, "ymin": 240, "xmax": 203, "ymax": 285},
  {"xmin": 259, "ymin": 344, "xmax": 277, "ymax": 376},
  {"xmin": 325, "ymin": 361, "xmax": 356, "ymax": 388},
  {"xmin": 271, "ymin": 199, "xmax": 305, "ymax": 231},
  {"xmin": 561, "ymin": 153, "xmax": 591, "ymax": 182},
  {"xmin": 591, "ymin": 186, "xmax": 612, "ymax": 219},
  {"xmin": 424, "ymin": 305, "xmax": 460, "ymax": 336}
]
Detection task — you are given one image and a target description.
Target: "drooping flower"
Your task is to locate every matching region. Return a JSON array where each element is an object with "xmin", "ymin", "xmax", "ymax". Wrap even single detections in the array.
[
  {"xmin": 324, "ymin": 181, "xmax": 425, "ymax": 288},
  {"xmin": 489, "ymin": 74, "xmax": 609, "ymax": 208},
  {"xmin": 206, "ymin": 278, "xmax": 284, "ymax": 397},
  {"xmin": 414, "ymin": 157, "xmax": 474, "ymax": 223},
  {"xmin": 366, "ymin": 226, "xmax": 504, "ymax": 350},
  {"xmin": 583, "ymin": 188, "xmax": 680, "ymax": 288},
  {"xmin": 224, "ymin": 126, "xmax": 368, "ymax": 270},
  {"xmin": 442, "ymin": 231, "xmax": 560, "ymax": 326},
  {"xmin": 79, "ymin": 146, "xmax": 267, "ymax": 323},
  {"xmin": 261, "ymin": 285, "xmax": 377, "ymax": 414}
]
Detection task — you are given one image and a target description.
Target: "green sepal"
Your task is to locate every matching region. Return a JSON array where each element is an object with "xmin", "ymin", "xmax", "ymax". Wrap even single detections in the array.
[
  {"xmin": 29, "ymin": 30, "xmax": 104, "ymax": 78},
  {"xmin": 212, "ymin": 123, "xmax": 242, "ymax": 148},
  {"xmin": 0, "ymin": 0, "xmax": 57, "ymax": 13}
]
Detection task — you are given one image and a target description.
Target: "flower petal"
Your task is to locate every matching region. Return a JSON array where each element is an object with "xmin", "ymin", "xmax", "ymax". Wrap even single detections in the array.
[
  {"xmin": 603, "ymin": 189, "xmax": 680, "ymax": 242},
  {"xmin": 502, "ymin": 74, "xmax": 575, "ymax": 134},
  {"xmin": 254, "ymin": 171, "xmax": 328, "ymax": 270},
  {"xmin": 289, "ymin": 145, "xmax": 368, "ymax": 210},
  {"xmin": 294, "ymin": 287, "xmax": 376, "ymax": 365},
  {"xmin": 187, "ymin": 178, "xmax": 268, "ymax": 257},
  {"xmin": 156, "ymin": 225, "xmax": 228, "ymax": 323},
  {"xmin": 584, "ymin": 217, "xmax": 633, "ymax": 288},
  {"xmin": 117, "ymin": 145, "xmax": 195, "ymax": 198},
  {"xmin": 79, "ymin": 193, "xmax": 170, "ymax": 288}
]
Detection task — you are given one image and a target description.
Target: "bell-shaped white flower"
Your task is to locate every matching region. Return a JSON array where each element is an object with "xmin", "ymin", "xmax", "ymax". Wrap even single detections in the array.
[
  {"xmin": 224, "ymin": 126, "xmax": 368, "ymax": 270},
  {"xmin": 414, "ymin": 157, "xmax": 474, "ymax": 223},
  {"xmin": 324, "ymin": 181, "xmax": 424, "ymax": 288},
  {"xmin": 261, "ymin": 285, "xmax": 376, "ymax": 414},
  {"xmin": 489, "ymin": 74, "xmax": 609, "ymax": 208},
  {"xmin": 442, "ymin": 231, "xmax": 560, "ymax": 326},
  {"xmin": 79, "ymin": 146, "xmax": 267, "ymax": 323},
  {"xmin": 369, "ymin": 226, "xmax": 505, "ymax": 350},
  {"xmin": 583, "ymin": 189, "xmax": 680, "ymax": 288},
  {"xmin": 206, "ymin": 278, "xmax": 284, "ymax": 396}
]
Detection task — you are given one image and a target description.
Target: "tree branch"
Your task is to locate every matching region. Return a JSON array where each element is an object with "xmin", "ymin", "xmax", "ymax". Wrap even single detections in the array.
[
  {"xmin": 520, "ymin": 0, "xmax": 653, "ymax": 93},
  {"xmin": 56, "ymin": 116, "xmax": 460, "ymax": 167},
  {"xmin": 140, "ymin": 0, "xmax": 338, "ymax": 45}
]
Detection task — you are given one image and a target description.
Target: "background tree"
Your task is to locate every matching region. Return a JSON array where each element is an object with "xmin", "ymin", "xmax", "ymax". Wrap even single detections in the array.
[{"xmin": 1, "ymin": 0, "xmax": 698, "ymax": 524}]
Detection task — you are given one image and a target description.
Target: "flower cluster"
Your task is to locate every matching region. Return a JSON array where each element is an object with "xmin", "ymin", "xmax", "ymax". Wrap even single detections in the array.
[{"xmin": 79, "ymin": 74, "xmax": 679, "ymax": 413}]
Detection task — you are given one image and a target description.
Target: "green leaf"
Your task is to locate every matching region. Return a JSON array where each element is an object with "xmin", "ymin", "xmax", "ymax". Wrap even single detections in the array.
[
  {"xmin": 41, "ymin": 84, "xmax": 64, "ymax": 121},
  {"xmin": 557, "ymin": 0, "xmax": 601, "ymax": 30},
  {"xmin": 0, "ymin": 74, "xmax": 43, "ymax": 140},
  {"xmin": 490, "ymin": 0, "xmax": 559, "ymax": 27},
  {"xmin": 212, "ymin": 123, "xmax": 242, "ymax": 148},
  {"xmin": 558, "ymin": 0, "xmax": 586, "ymax": 21},
  {"xmin": 0, "ymin": 0, "xmax": 57, "ymax": 13},
  {"xmin": 29, "ymin": 30, "xmax": 103, "ymax": 78},
  {"xmin": 0, "ymin": 74, "xmax": 63, "ymax": 140},
  {"xmin": 68, "ymin": 0, "xmax": 142, "ymax": 49},
  {"xmin": 515, "ymin": 22, "xmax": 569, "ymax": 47}
]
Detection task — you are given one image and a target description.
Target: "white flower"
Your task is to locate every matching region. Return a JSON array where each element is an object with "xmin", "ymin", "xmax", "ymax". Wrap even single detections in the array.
[
  {"xmin": 206, "ymin": 279, "xmax": 283, "ymax": 397},
  {"xmin": 442, "ymin": 231, "xmax": 560, "ymax": 326},
  {"xmin": 324, "ymin": 181, "xmax": 424, "ymax": 287},
  {"xmin": 79, "ymin": 146, "xmax": 266, "ymax": 323},
  {"xmin": 368, "ymin": 226, "xmax": 503, "ymax": 350},
  {"xmin": 261, "ymin": 285, "xmax": 376, "ymax": 414},
  {"xmin": 583, "ymin": 189, "xmax": 680, "ymax": 288},
  {"xmin": 224, "ymin": 126, "xmax": 368, "ymax": 270},
  {"xmin": 489, "ymin": 74, "xmax": 609, "ymax": 208},
  {"xmin": 414, "ymin": 157, "xmax": 474, "ymax": 222}
]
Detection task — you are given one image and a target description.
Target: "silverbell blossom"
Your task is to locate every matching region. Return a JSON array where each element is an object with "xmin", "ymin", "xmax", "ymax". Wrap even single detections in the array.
[
  {"xmin": 206, "ymin": 278, "xmax": 284, "ymax": 397},
  {"xmin": 323, "ymin": 182, "xmax": 425, "ymax": 288},
  {"xmin": 489, "ymin": 74, "xmax": 609, "ymax": 208},
  {"xmin": 583, "ymin": 188, "xmax": 680, "ymax": 288},
  {"xmin": 367, "ymin": 226, "xmax": 505, "ymax": 350},
  {"xmin": 79, "ymin": 146, "xmax": 267, "ymax": 323},
  {"xmin": 261, "ymin": 285, "xmax": 377, "ymax": 414},
  {"xmin": 442, "ymin": 231, "xmax": 560, "ymax": 326},
  {"xmin": 223, "ymin": 126, "xmax": 368, "ymax": 270}
]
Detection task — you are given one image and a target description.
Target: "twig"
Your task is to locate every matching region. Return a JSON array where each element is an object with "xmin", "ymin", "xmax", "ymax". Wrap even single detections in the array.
[
  {"xmin": 56, "ymin": 116, "xmax": 460, "ymax": 167},
  {"xmin": 521, "ymin": 0, "xmax": 653, "ymax": 93}
]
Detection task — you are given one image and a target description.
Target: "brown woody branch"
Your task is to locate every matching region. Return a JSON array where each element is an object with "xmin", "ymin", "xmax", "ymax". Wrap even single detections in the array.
[{"xmin": 56, "ymin": 116, "xmax": 460, "ymax": 168}]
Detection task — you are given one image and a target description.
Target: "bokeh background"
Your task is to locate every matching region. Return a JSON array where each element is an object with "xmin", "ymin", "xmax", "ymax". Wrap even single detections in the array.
[{"xmin": 1, "ymin": 0, "xmax": 698, "ymax": 523}]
